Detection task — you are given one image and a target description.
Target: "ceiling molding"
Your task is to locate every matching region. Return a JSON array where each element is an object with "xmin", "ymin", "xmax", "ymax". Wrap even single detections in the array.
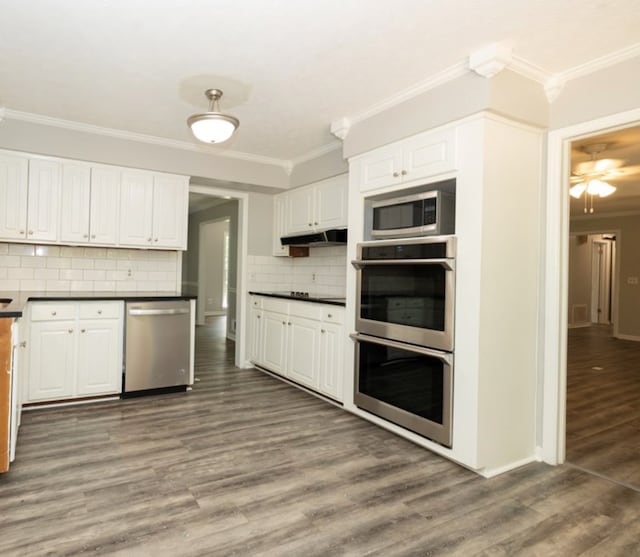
[
  {"xmin": 468, "ymin": 43, "xmax": 513, "ymax": 78},
  {"xmin": 346, "ymin": 61, "xmax": 469, "ymax": 126},
  {"xmin": 1, "ymin": 108, "xmax": 292, "ymax": 170},
  {"xmin": 559, "ymin": 41, "xmax": 640, "ymax": 83},
  {"xmin": 509, "ymin": 55, "xmax": 553, "ymax": 85},
  {"xmin": 291, "ymin": 140, "xmax": 343, "ymax": 167}
]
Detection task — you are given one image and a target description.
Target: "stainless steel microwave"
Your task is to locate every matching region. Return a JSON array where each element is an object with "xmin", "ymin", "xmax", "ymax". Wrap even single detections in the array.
[{"xmin": 371, "ymin": 190, "xmax": 455, "ymax": 238}]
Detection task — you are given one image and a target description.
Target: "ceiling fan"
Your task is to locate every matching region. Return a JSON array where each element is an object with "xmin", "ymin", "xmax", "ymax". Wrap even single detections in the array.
[{"xmin": 570, "ymin": 143, "xmax": 624, "ymax": 213}]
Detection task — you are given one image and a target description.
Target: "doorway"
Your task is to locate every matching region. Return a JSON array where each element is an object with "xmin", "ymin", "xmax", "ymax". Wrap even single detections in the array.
[
  {"xmin": 197, "ymin": 217, "xmax": 230, "ymax": 324},
  {"xmin": 542, "ymin": 109, "xmax": 640, "ymax": 476}
]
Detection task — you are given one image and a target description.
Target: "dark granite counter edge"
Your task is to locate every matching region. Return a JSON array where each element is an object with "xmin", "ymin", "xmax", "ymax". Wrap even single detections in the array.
[
  {"xmin": 249, "ymin": 291, "xmax": 346, "ymax": 307},
  {"xmin": 0, "ymin": 292, "xmax": 197, "ymax": 318}
]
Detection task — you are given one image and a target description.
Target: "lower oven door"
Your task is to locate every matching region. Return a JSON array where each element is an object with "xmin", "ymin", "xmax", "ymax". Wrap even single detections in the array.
[{"xmin": 352, "ymin": 333, "xmax": 453, "ymax": 447}]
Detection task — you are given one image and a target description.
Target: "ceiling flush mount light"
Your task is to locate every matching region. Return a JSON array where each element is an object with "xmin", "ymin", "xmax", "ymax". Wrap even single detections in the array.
[{"xmin": 187, "ymin": 89, "xmax": 239, "ymax": 144}]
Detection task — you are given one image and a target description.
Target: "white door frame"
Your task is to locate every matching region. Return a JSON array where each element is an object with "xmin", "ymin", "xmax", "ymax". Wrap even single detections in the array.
[
  {"xmin": 189, "ymin": 185, "xmax": 249, "ymax": 369},
  {"xmin": 541, "ymin": 107, "xmax": 640, "ymax": 465},
  {"xmin": 197, "ymin": 216, "xmax": 230, "ymax": 325}
]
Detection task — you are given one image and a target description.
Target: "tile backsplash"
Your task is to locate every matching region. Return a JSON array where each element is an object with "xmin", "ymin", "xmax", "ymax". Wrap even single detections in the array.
[
  {"xmin": 0, "ymin": 243, "xmax": 179, "ymax": 292},
  {"xmin": 247, "ymin": 246, "xmax": 347, "ymax": 296}
]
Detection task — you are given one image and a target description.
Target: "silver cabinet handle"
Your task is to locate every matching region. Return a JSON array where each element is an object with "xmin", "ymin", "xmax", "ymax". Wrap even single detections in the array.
[
  {"xmin": 321, "ymin": 329, "xmax": 325, "ymax": 333},
  {"xmin": 327, "ymin": 313, "xmax": 332, "ymax": 318},
  {"xmin": 28, "ymin": 230, "xmax": 34, "ymax": 235},
  {"xmin": 19, "ymin": 230, "xmax": 25, "ymax": 235},
  {"xmin": 97, "ymin": 310, "xmax": 102, "ymax": 314},
  {"xmin": 68, "ymin": 329, "xmax": 73, "ymax": 334},
  {"xmin": 128, "ymin": 308, "xmax": 190, "ymax": 316},
  {"xmin": 83, "ymin": 234, "xmax": 89, "ymax": 238},
  {"xmin": 314, "ymin": 222, "xmax": 318, "ymax": 225},
  {"xmin": 282, "ymin": 321, "xmax": 286, "ymax": 325},
  {"xmin": 51, "ymin": 311, "xmax": 57, "ymax": 316},
  {"xmin": 351, "ymin": 258, "xmax": 455, "ymax": 271},
  {"xmin": 257, "ymin": 315, "xmax": 261, "ymax": 319},
  {"xmin": 308, "ymin": 223, "xmax": 312, "ymax": 227},
  {"xmin": 154, "ymin": 238, "xmax": 158, "ymax": 242},
  {"xmin": 147, "ymin": 238, "xmax": 152, "ymax": 242},
  {"xmin": 401, "ymin": 170, "xmax": 407, "ymax": 176},
  {"xmin": 81, "ymin": 329, "xmax": 86, "ymax": 333},
  {"xmin": 91, "ymin": 234, "xmax": 96, "ymax": 239},
  {"xmin": 392, "ymin": 172, "xmax": 399, "ymax": 178}
]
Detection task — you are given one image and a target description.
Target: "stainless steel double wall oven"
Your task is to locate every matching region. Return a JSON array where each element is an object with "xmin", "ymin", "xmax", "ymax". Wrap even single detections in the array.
[{"xmin": 352, "ymin": 235, "xmax": 455, "ymax": 447}]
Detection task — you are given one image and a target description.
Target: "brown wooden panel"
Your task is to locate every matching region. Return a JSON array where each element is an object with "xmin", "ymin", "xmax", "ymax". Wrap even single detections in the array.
[{"xmin": 0, "ymin": 318, "xmax": 13, "ymax": 473}]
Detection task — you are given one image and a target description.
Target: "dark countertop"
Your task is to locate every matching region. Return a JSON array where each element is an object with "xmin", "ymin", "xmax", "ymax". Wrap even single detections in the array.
[
  {"xmin": 0, "ymin": 291, "xmax": 197, "ymax": 318},
  {"xmin": 249, "ymin": 291, "xmax": 346, "ymax": 307}
]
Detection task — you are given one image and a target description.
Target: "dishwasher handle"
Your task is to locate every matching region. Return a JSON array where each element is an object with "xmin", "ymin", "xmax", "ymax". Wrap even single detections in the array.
[{"xmin": 128, "ymin": 307, "xmax": 190, "ymax": 316}]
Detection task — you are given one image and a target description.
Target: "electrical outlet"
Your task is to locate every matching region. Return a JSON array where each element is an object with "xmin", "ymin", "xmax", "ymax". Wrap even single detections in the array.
[
  {"xmin": 627, "ymin": 276, "xmax": 638, "ymax": 285},
  {"xmin": 127, "ymin": 269, "xmax": 132, "ymax": 278}
]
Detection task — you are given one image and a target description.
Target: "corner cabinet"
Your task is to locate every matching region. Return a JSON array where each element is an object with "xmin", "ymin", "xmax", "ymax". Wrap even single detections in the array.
[
  {"xmin": 249, "ymin": 295, "xmax": 345, "ymax": 402},
  {"xmin": 25, "ymin": 301, "xmax": 124, "ymax": 403},
  {"xmin": 353, "ymin": 128, "xmax": 456, "ymax": 193},
  {"xmin": 119, "ymin": 171, "xmax": 188, "ymax": 249}
]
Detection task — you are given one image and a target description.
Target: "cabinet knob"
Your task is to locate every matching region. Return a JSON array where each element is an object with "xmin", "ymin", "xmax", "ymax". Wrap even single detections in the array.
[
  {"xmin": 19, "ymin": 230, "xmax": 25, "ymax": 235},
  {"xmin": 147, "ymin": 238, "xmax": 152, "ymax": 242},
  {"xmin": 393, "ymin": 172, "xmax": 399, "ymax": 178},
  {"xmin": 321, "ymin": 329, "xmax": 325, "ymax": 333},
  {"xmin": 257, "ymin": 315, "xmax": 261, "ymax": 319},
  {"xmin": 68, "ymin": 329, "xmax": 73, "ymax": 334},
  {"xmin": 28, "ymin": 230, "xmax": 34, "ymax": 235},
  {"xmin": 308, "ymin": 223, "xmax": 312, "ymax": 227},
  {"xmin": 51, "ymin": 311, "xmax": 57, "ymax": 316},
  {"xmin": 81, "ymin": 329, "xmax": 86, "ymax": 333},
  {"xmin": 154, "ymin": 238, "xmax": 158, "ymax": 242},
  {"xmin": 19, "ymin": 341, "xmax": 26, "ymax": 348},
  {"xmin": 288, "ymin": 322, "xmax": 292, "ymax": 326},
  {"xmin": 282, "ymin": 321, "xmax": 286, "ymax": 325},
  {"xmin": 83, "ymin": 234, "xmax": 89, "ymax": 238},
  {"xmin": 97, "ymin": 310, "xmax": 102, "ymax": 315},
  {"xmin": 401, "ymin": 170, "xmax": 407, "ymax": 176},
  {"xmin": 327, "ymin": 313, "xmax": 332, "ymax": 318},
  {"xmin": 91, "ymin": 235, "xmax": 96, "ymax": 239},
  {"xmin": 314, "ymin": 222, "xmax": 318, "ymax": 226}
]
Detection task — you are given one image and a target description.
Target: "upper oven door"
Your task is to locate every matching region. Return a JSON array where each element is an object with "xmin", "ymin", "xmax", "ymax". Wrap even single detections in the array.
[{"xmin": 353, "ymin": 238, "xmax": 455, "ymax": 351}]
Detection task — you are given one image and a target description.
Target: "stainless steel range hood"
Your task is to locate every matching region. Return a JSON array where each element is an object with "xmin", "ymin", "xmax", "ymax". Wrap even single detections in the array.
[{"xmin": 280, "ymin": 228, "xmax": 347, "ymax": 247}]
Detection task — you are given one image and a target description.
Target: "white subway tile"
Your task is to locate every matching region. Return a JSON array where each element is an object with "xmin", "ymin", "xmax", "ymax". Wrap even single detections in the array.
[
  {"xmin": 0, "ymin": 255, "xmax": 21, "ymax": 268},
  {"xmin": 72, "ymin": 258, "xmax": 95, "ymax": 270},
  {"xmin": 8, "ymin": 267, "xmax": 34, "ymax": 280},
  {"xmin": 9, "ymin": 244, "xmax": 35, "ymax": 256},
  {"xmin": 45, "ymin": 280, "xmax": 71, "ymax": 291},
  {"xmin": 34, "ymin": 268, "xmax": 60, "ymax": 280},
  {"xmin": 20, "ymin": 279, "xmax": 46, "ymax": 291},
  {"xmin": 70, "ymin": 280, "xmax": 93, "ymax": 291},
  {"xmin": 60, "ymin": 246, "xmax": 85, "ymax": 257},
  {"xmin": 60, "ymin": 269, "xmax": 84, "ymax": 281},
  {"xmin": 35, "ymin": 245, "xmax": 61, "ymax": 257},
  {"xmin": 94, "ymin": 259, "xmax": 118, "ymax": 270},
  {"xmin": 86, "ymin": 247, "xmax": 107, "ymax": 258},
  {"xmin": 83, "ymin": 269, "xmax": 106, "ymax": 281},
  {"xmin": 0, "ymin": 279, "xmax": 20, "ymax": 290},
  {"xmin": 46, "ymin": 257, "xmax": 72, "ymax": 269},
  {"xmin": 0, "ymin": 268, "xmax": 5, "ymax": 279},
  {"xmin": 20, "ymin": 256, "xmax": 47, "ymax": 268},
  {"xmin": 0, "ymin": 244, "xmax": 8, "ymax": 255},
  {"xmin": 93, "ymin": 281, "xmax": 116, "ymax": 291}
]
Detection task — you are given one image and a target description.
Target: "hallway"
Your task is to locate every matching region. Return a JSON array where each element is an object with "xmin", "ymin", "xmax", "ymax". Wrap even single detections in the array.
[{"xmin": 566, "ymin": 324, "xmax": 640, "ymax": 490}]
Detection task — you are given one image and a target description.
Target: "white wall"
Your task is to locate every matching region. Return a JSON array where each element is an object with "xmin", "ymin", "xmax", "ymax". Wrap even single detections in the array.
[
  {"xmin": 567, "ymin": 234, "xmax": 593, "ymax": 326},
  {"xmin": 202, "ymin": 219, "xmax": 229, "ymax": 312},
  {"xmin": 0, "ymin": 242, "xmax": 179, "ymax": 292}
]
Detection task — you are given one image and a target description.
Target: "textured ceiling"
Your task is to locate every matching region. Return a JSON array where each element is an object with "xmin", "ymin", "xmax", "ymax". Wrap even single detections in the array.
[{"xmin": 1, "ymin": 0, "xmax": 640, "ymax": 162}]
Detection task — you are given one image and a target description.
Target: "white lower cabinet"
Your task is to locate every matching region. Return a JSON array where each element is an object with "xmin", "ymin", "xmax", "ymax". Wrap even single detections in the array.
[
  {"xmin": 249, "ymin": 296, "xmax": 345, "ymax": 401},
  {"xmin": 26, "ymin": 301, "xmax": 123, "ymax": 403}
]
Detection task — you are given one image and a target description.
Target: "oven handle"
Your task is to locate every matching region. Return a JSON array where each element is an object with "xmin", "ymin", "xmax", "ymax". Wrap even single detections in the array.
[
  {"xmin": 349, "ymin": 333, "xmax": 453, "ymax": 365},
  {"xmin": 351, "ymin": 259, "xmax": 455, "ymax": 271}
]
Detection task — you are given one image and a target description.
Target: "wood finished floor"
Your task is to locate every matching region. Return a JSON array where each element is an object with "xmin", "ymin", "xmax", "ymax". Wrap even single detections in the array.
[
  {"xmin": 566, "ymin": 324, "xmax": 640, "ymax": 490},
  {"xmin": 1, "ymin": 317, "xmax": 639, "ymax": 556}
]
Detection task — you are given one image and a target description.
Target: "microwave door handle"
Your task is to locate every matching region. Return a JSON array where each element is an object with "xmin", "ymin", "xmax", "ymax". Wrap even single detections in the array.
[
  {"xmin": 349, "ymin": 333, "xmax": 453, "ymax": 365},
  {"xmin": 351, "ymin": 259, "xmax": 454, "ymax": 271}
]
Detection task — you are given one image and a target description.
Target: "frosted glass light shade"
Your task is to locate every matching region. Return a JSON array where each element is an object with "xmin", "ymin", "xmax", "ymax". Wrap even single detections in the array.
[
  {"xmin": 569, "ymin": 183, "xmax": 586, "ymax": 198},
  {"xmin": 188, "ymin": 114, "xmax": 238, "ymax": 143},
  {"xmin": 586, "ymin": 179, "xmax": 616, "ymax": 197}
]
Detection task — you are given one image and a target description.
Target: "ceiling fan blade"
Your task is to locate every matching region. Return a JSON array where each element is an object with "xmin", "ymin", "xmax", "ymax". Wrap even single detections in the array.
[{"xmin": 594, "ymin": 158, "xmax": 624, "ymax": 172}]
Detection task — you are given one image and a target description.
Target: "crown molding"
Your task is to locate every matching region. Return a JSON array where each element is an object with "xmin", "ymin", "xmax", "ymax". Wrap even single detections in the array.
[
  {"xmin": 346, "ymin": 61, "xmax": 469, "ymax": 127},
  {"xmin": 468, "ymin": 43, "xmax": 513, "ymax": 78},
  {"xmin": 1, "ymin": 108, "xmax": 292, "ymax": 170},
  {"xmin": 291, "ymin": 140, "xmax": 343, "ymax": 166},
  {"xmin": 560, "ymin": 41, "xmax": 640, "ymax": 83}
]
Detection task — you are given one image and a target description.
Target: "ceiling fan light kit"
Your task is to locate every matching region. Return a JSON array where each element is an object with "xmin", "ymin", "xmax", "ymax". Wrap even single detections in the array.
[
  {"xmin": 187, "ymin": 89, "xmax": 239, "ymax": 144},
  {"xmin": 570, "ymin": 143, "xmax": 621, "ymax": 213}
]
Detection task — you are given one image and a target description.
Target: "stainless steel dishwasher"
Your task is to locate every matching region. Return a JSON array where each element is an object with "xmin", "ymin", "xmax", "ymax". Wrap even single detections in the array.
[{"xmin": 124, "ymin": 300, "xmax": 191, "ymax": 395}]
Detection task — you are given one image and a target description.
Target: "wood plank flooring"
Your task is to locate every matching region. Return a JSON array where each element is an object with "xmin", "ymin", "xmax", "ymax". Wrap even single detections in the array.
[
  {"xmin": 566, "ymin": 324, "xmax": 640, "ymax": 490},
  {"xmin": 1, "ymin": 317, "xmax": 639, "ymax": 556}
]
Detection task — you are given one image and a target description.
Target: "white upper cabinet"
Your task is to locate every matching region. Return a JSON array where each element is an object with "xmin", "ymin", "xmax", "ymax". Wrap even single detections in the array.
[
  {"xmin": 282, "ymin": 174, "xmax": 348, "ymax": 236},
  {"xmin": 62, "ymin": 164, "xmax": 120, "ymax": 245},
  {"xmin": 0, "ymin": 148, "xmax": 188, "ymax": 251},
  {"xmin": 27, "ymin": 159, "xmax": 61, "ymax": 242},
  {"xmin": 152, "ymin": 174, "xmax": 188, "ymax": 249},
  {"xmin": 355, "ymin": 128, "xmax": 456, "ymax": 193},
  {"xmin": 119, "ymin": 170, "xmax": 188, "ymax": 249},
  {"xmin": 272, "ymin": 194, "xmax": 290, "ymax": 257},
  {"xmin": 0, "ymin": 153, "xmax": 29, "ymax": 240}
]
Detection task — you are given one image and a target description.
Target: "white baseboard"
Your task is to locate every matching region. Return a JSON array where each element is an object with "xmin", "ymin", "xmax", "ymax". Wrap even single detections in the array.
[
  {"xmin": 615, "ymin": 333, "xmax": 640, "ymax": 342},
  {"xmin": 479, "ymin": 455, "xmax": 541, "ymax": 478}
]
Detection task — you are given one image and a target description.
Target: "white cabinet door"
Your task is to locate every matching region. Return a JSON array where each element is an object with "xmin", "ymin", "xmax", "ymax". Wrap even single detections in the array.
[
  {"xmin": 28, "ymin": 321, "xmax": 75, "ymax": 402},
  {"xmin": 287, "ymin": 187, "xmax": 315, "ymax": 234},
  {"xmin": 119, "ymin": 170, "xmax": 154, "ymax": 247},
  {"xmin": 89, "ymin": 166, "xmax": 120, "ymax": 245},
  {"xmin": 356, "ymin": 144, "xmax": 403, "ymax": 193},
  {"xmin": 318, "ymin": 321, "xmax": 344, "ymax": 401},
  {"xmin": 286, "ymin": 315, "xmax": 319, "ymax": 389},
  {"xmin": 76, "ymin": 319, "xmax": 122, "ymax": 396},
  {"xmin": 152, "ymin": 174, "xmax": 187, "ymax": 249},
  {"xmin": 0, "ymin": 153, "xmax": 28, "ymax": 240},
  {"xmin": 249, "ymin": 306, "xmax": 264, "ymax": 364},
  {"xmin": 315, "ymin": 176, "xmax": 348, "ymax": 229},
  {"xmin": 402, "ymin": 128, "xmax": 456, "ymax": 183},
  {"xmin": 60, "ymin": 163, "xmax": 91, "ymax": 243},
  {"xmin": 272, "ymin": 194, "xmax": 290, "ymax": 256},
  {"xmin": 27, "ymin": 159, "xmax": 60, "ymax": 242},
  {"xmin": 262, "ymin": 311, "xmax": 287, "ymax": 374}
]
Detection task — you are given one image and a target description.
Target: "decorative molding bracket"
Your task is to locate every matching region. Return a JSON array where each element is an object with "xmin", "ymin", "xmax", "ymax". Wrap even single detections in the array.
[
  {"xmin": 330, "ymin": 117, "xmax": 351, "ymax": 140},
  {"xmin": 544, "ymin": 76, "xmax": 565, "ymax": 103},
  {"xmin": 468, "ymin": 43, "xmax": 513, "ymax": 78}
]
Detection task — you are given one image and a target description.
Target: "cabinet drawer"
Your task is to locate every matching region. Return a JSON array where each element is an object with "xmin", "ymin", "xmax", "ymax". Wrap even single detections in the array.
[
  {"xmin": 263, "ymin": 297, "xmax": 289, "ymax": 314},
  {"xmin": 322, "ymin": 307, "xmax": 344, "ymax": 324},
  {"xmin": 78, "ymin": 301, "xmax": 123, "ymax": 320},
  {"xmin": 30, "ymin": 303, "xmax": 76, "ymax": 321},
  {"xmin": 250, "ymin": 296, "xmax": 263, "ymax": 310},
  {"xmin": 288, "ymin": 300, "xmax": 322, "ymax": 320}
]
